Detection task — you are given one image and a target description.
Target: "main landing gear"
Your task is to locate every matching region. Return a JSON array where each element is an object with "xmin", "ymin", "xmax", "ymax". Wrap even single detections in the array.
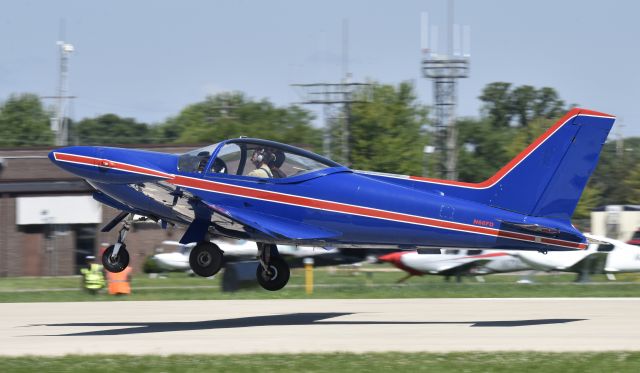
[
  {"xmin": 256, "ymin": 243, "xmax": 290, "ymax": 291},
  {"xmin": 189, "ymin": 241, "xmax": 224, "ymax": 277},
  {"xmin": 102, "ymin": 218, "xmax": 131, "ymax": 273}
]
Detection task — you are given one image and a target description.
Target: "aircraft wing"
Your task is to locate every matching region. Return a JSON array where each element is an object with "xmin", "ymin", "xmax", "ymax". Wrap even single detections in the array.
[
  {"xmin": 564, "ymin": 252, "xmax": 608, "ymax": 273},
  {"xmin": 432, "ymin": 259, "xmax": 492, "ymax": 276},
  {"xmin": 204, "ymin": 202, "xmax": 340, "ymax": 241}
]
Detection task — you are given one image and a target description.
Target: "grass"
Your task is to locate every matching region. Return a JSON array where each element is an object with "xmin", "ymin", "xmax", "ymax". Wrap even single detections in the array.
[
  {"xmin": 1, "ymin": 267, "xmax": 639, "ymax": 303},
  {"xmin": 1, "ymin": 352, "xmax": 640, "ymax": 372}
]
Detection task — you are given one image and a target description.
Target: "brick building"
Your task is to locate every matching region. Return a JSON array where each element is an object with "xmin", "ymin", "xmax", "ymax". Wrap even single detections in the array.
[{"xmin": 0, "ymin": 145, "xmax": 194, "ymax": 277}]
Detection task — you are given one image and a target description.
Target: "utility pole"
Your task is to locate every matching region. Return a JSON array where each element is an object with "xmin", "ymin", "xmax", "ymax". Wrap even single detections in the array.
[
  {"xmin": 292, "ymin": 19, "xmax": 370, "ymax": 165},
  {"xmin": 421, "ymin": 1, "xmax": 470, "ymax": 180},
  {"xmin": 291, "ymin": 82, "xmax": 370, "ymax": 164}
]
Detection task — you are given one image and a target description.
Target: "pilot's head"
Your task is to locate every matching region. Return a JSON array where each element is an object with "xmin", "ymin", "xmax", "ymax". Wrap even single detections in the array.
[{"xmin": 251, "ymin": 148, "xmax": 274, "ymax": 168}]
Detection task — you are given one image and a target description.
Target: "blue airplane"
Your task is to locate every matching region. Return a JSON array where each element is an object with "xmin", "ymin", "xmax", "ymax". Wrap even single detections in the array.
[{"xmin": 49, "ymin": 108, "xmax": 615, "ymax": 290}]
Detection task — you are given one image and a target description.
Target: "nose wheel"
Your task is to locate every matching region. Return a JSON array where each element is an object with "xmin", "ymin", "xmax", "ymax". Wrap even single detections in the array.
[
  {"xmin": 102, "ymin": 244, "xmax": 130, "ymax": 272},
  {"xmin": 102, "ymin": 217, "xmax": 131, "ymax": 273},
  {"xmin": 189, "ymin": 241, "xmax": 224, "ymax": 277},
  {"xmin": 256, "ymin": 243, "xmax": 290, "ymax": 291}
]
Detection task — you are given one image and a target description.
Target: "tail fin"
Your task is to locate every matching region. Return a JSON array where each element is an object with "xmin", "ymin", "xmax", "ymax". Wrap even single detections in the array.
[{"xmin": 415, "ymin": 108, "xmax": 615, "ymax": 220}]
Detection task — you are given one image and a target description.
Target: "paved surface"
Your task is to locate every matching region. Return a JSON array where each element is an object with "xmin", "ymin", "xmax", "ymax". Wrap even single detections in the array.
[{"xmin": 1, "ymin": 298, "xmax": 639, "ymax": 356}]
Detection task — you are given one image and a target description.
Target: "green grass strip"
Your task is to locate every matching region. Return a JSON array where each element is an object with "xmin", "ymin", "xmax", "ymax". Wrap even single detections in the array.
[
  {"xmin": 1, "ymin": 352, "xmax": 640, "ymax": 373},
  {"xmin": 1, "ymin": 270, "xmax": 639, "ymax": 303}
]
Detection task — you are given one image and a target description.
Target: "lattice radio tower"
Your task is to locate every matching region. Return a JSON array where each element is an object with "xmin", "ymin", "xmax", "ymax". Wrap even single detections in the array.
[
  {"xmin": 421, "ymin": 0, "xmax": 470, "ymax": 180},
  {"xmin": 42, "ymin": 22, "xmax": 75, "ymax": 146}
]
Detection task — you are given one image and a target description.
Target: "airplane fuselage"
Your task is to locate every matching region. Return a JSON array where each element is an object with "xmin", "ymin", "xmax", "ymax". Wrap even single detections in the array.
[{"xmin": 51, "ymin": 144, "xmax": 585, "ymax": 252}]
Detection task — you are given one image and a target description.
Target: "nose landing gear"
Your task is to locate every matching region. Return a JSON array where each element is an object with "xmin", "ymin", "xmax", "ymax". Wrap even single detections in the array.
[
  {"xmin": 256, "ymin": 243, "xmax": 290, "ymax": 291},
  {"xmin": 102, "ymin": 217, "xmax": 131, "ymax": 273}
]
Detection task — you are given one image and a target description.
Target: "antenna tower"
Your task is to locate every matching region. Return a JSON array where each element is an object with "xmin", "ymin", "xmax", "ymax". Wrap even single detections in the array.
[
  {"xmin": 42, "ymin": 22, "xmax": 75, "ymax": 146},
  {"xmin": 421, "ymin": 0, "xmax": 470, "ymax": 180}
]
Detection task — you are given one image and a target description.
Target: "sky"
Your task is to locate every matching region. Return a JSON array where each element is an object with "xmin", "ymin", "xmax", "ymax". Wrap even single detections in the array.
[{"xmin": 1, "ymin": 0, "xmax": 638, "ymax": 136}]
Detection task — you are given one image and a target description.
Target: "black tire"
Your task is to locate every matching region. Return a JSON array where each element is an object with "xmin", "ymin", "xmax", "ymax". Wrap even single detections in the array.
[
  {"xmin": 102, "ymin": 244, "xmax": 130, "ymax": 273},
  {"xmin": 189, "ymin": 242, "xmax": 223, "ymax": 277},
  {"xmin": 256, "ymin": 256, "xmax": 290, "ymax": 291}
]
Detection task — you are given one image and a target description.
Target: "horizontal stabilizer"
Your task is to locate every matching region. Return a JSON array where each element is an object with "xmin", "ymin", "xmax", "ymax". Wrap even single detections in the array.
[{"xmin": 499, "ymin": 220, "xmax": 560, "ymax": 235}]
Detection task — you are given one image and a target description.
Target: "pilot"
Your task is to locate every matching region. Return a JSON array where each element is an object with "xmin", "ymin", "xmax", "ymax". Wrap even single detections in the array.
[{"xmin": 247, "ymin": 148, "xmax": 274, "ymax": 178}]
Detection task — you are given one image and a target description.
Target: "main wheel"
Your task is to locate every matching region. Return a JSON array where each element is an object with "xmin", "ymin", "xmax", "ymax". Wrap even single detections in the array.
[
  {"xmin": 256, "ymin": 256, "xmax": 290, "ymax": 291},
  {"xmin": 102, "ymin": 244, "xmax": 130, "ymax": 273},
  {"xmin": 189, "ymin": 242, "xmax": 223, "ymax": 277}
]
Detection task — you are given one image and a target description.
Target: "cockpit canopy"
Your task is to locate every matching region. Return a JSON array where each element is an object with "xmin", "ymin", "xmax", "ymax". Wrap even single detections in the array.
[{"xmin": 177, "ymin": 138, "xmax": 341, "ymax": 179}]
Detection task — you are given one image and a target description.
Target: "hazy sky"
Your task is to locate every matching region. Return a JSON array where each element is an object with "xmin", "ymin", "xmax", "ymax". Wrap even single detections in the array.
[{"xmin": 1, "ymin": 0, "xmax": 638, "ymax": 136}]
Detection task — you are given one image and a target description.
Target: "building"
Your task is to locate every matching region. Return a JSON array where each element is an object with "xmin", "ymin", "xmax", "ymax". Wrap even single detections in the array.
[
  {"xmin": 591, "ymin": 205, "xmax": 640, "ymax": 242},
  {"xmin": 0, "ymin": 145, "xmax": 194, "ymax": 277}
]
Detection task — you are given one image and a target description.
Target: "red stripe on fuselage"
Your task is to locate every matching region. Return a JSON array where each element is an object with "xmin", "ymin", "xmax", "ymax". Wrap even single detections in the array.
[
  {"xmin": 54, "ymin": 152, "xmax": 99, "ymax": 166},
  {"xmin": 54, "ymin": 152, "xmax": 172, "ymax": 179}
]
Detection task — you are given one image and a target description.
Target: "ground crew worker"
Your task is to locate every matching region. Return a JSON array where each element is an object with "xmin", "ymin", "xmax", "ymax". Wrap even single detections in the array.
[
  {"xmin": 106, "ymin": 265, "xmax": 132, "ymax": 295},
  {"xmin": 80, "ymin": 256, "xmax": 105, "ymax": 294}
]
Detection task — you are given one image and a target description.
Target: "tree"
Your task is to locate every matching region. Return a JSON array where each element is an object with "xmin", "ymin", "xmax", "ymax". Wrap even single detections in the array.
[
  {"xmin": 624, "ymin": 162, "xmax": 640, "ymax": 205},
  {"xmin": 574, "ymin": 184, "xmax": 602, "ymax": 220},
  {"xmin": 338, "ymin": 82, "xmax": 429, "ymax": 175},
  {"xmin": 456, "ymin": 117, "xmax": 513, "ymax": 182},
  {"xmin": 479, "ymin": 83, "xmax": 565, "ymax": 127},
  {"xmin": 71, "ymin": 114, "xmax": 151, "ymax": 145},
  {"xmin": 597, "ymin": 137, "xmax": 640, "ymax": 205},
  {"xmin": 0, "ymin": 93, "xmax": 53, "ymax": 147},
  {"xmin": 478, "ymin": 82, "xmax": 514, "ymax": 128},
  {"xmin": 155, "ymin": 92, "xmax": 322, "ymax": 150}
]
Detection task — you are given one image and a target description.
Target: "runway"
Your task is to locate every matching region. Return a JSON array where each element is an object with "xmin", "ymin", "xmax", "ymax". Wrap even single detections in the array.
[{"xmin": 1, "ymin": 298, "xmax": 639, "ymax": 356}]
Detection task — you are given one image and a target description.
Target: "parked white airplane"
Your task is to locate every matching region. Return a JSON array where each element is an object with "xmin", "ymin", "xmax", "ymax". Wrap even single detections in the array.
[
  {"xmin": 152, "ymin": 239, "xmax": 368, "ymax": 272},
  {"xmin": 379, "ymin": 234, "xmax": 640, "ymax": 283},
  {"xmin": 512, "ymin": 233, "xmax": 640, "ymax": 281},
  {"xmin": 378, "ymin": 249, "xmax": 530, "ymax": 282}
]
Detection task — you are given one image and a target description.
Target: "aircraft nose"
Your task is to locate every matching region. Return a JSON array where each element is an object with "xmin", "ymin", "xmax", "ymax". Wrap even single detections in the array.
[
  {"xmin": 49, "ymin": 146, "xmax": 99, "ymax": 177},
  {"xmin": 378, "ymin": 252, "xmax": 406, "ymax": 266}
]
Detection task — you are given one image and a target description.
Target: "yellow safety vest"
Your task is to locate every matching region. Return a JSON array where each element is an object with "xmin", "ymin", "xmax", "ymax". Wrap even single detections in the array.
[{"xmin": 81, "ymin": 263, "xmax": 105, "ymax": 289}]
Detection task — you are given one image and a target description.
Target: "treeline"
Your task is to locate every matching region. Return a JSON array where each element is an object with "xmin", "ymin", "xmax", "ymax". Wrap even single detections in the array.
[
  {"xmin": 0, "ymin": 83, "xmax": 635, "ymax": 218},
  {"xmin": 0, "ymin": 92, "xmax": 322, "ymax": 148}
]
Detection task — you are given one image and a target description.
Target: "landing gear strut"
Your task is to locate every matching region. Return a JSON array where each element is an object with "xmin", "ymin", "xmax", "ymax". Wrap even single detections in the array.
[
  {"xmin": 102, "ymin": 217, "xmax": 131, "ymax": 273},
  {"xmin": 189, "ymin": 241, "xmax": 224, "ymax": 277},
  {"xmin": 256, "ymin": 243, "xmax": 290, "ymax": 291}
]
